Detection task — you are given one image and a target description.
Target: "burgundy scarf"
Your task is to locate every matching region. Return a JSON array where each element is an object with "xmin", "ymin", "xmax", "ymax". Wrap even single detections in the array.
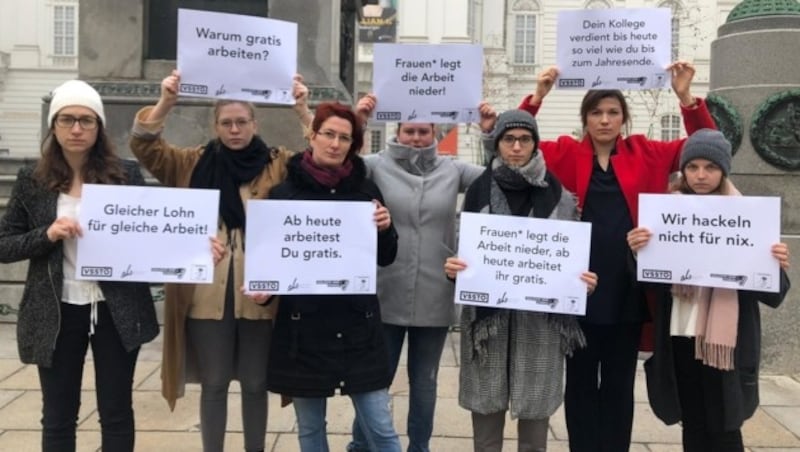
[{"xmin": 299, "ymin": 150, "xmax": 353, "ymax": 188}]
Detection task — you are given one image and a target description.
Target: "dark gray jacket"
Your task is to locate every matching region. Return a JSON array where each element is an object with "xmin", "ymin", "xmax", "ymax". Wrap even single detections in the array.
[
  {"xmin": 645, "ymin": 271, "xmax": 791, "ymax": 431},
  {"xmin": 0, "ymin": 161, "xmax": 159, "ymax": 367}
]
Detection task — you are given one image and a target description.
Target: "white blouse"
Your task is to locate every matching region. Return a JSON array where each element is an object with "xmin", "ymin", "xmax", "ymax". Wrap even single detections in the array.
[{"xmin": 57, "ymin": 193, "xmax": 105, "ymax": 305}]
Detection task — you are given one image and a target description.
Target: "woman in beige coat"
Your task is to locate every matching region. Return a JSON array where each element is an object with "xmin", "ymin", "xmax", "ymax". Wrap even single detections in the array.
[{"xmin": 129, "ymin": 70, "xmax": 307, "ymax": 452}]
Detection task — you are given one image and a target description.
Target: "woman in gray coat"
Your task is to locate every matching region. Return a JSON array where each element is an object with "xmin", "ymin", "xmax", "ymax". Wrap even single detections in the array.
[
  {"xmin": 445, "ymin": 109, "xmax": 597, "ymax": 452},
  {"xmin": 341, "ymin": 94, "xmax": 492, "ymax": 452}
]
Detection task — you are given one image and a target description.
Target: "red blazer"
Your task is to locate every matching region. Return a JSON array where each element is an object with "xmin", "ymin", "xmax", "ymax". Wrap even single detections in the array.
[{"xmin": 518, "ymin": 95, "xmax": 716, "ymax": 223}]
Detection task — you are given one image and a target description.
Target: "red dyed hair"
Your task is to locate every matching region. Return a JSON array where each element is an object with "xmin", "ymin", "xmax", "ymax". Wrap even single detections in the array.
[{"xmin": 311, "ymin": 102, "xmax": 364, "ymax": 158}]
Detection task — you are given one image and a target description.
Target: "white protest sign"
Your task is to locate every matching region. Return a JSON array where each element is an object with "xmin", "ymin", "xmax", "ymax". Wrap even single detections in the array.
[
  {"xmin": 556, "ymin": 8, "xmax": 671, "ymax": 90},
  {"xmin": 454, "ymin": 212, "xmax": 592, "ymax": 315},
  {"xmin": 245, "ymin": 200, "xmax": 377, "ymax": 295},
  {"xmin": 76, "ymin": 184, "xmax": 219, "ymax": 283},
  {"xmin": 177, "ymin": 8, "xmax": 297, "ymax": 104},
  {"xmin": 638, "ymin": 194, "xmax": 781, "ymax": 292},
  {"xmin": 372, "ymin": 43, "xmax": 483, "ymax": 123}
]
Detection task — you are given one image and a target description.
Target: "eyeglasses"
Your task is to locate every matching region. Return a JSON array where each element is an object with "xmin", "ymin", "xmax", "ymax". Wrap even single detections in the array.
[
  {"xmin": 317, "ymin": 129, "xmax": 353, "ymax": 145},
  {"xmin": 500, "ymin": 134, "xmax": 535, "ymax": 146},
  {"xmin": 217, "ymin": 118, "xmax": 253, "ymax": 130},
  {"xmin": 54, "ymin": 115, "xmax": 99, "ymax": 130}
]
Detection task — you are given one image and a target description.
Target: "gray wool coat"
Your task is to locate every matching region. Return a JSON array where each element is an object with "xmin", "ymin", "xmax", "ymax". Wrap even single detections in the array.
[
  {"xmin": 363, "ymin": 138, "xmax": 483, "ymax": 327},
  {"xmin": 458, "ymin": 161, "xmax": 581, "ymax": 420},
  {"xmin": 0, "ymin": 161, "xmax": 159, "ymax": 367}
]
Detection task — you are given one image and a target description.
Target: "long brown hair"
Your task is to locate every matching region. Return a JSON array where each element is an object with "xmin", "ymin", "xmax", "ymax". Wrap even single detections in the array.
[{"xmin": 33, "ymin": 121, "xmax": 127, "ymax": 192}]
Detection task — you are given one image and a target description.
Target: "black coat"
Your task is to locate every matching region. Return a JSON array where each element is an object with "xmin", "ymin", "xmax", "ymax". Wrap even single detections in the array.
[
  {"xmin": 266, "ymin": 152, "xmax": 398, "ymax": 397},
  {"xmin": 644, "ymin": 271, "xmax": 791, "ymax": 431},
  {"xmin": 0, "ymin": 161, "xmax": 159, "ymax": 367}
]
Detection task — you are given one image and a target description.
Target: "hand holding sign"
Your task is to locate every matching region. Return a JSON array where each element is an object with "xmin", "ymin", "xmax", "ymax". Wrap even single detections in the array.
[
  {"xmin": 772, "ymin": 243, "xmax": 791, "ymax": 271},
  {"xmin": 355, "ymin": 93, "xmax": 377, "ymax": 123},
  {"xmin": 47, "ymin": 217, "xmax": 82, "ymax": 242},
  {"xmin": 532, "ymin": 66, "xmax": 559, "ymax": 106},
  {"xmin": 478, "ymin": 101, "xmax": 498, "ymax": 133},
  {"xmin": 373, "ymin": 200, "xmax": 392, "ymax": 232},
  {"xmin": 668, "ymin": 61, "xmax": 697, "ymax": 107},
  {"xmin": 626, "ymin": 226, "xmax": 653, "ymax": 253},
  {"xmin": 161, "ymin": 70, "xmax": 180, "ymax": 107}
]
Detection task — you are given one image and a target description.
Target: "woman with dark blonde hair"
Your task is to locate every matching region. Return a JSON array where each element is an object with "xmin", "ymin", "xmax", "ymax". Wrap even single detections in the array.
[
  {"xmin": 129, "ymin": 69, "xmax": 308, "ymax": 452},
  {"xmin": 0, "ymin": 80, "xmax": 159, "ymax": 451},
  {"xmin": 267, "ymin": 102, "xmax": 401, "ymax": 452}
]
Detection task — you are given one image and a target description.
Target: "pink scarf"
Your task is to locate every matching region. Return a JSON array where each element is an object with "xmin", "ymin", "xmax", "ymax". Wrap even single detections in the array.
[
  {"xmin": 671, "ymin": 284, "xmax": 738, "ymax": 370},
  {"xmin": 671, "ymin": 180, "xmax": 740, "ymax": 370}
]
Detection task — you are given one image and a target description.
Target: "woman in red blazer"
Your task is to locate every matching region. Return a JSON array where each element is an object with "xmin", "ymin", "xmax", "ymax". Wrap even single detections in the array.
[{"xmin": 518, "ymin": 61, "xmax": 716, "ymax": 452}]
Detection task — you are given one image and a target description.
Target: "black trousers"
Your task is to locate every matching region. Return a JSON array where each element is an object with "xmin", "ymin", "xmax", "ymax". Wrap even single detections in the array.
[
  {"xmin": 672, "ymin": 337, "xmax": 744, "ymax": 452},
  {"xmin": 37, "ymin": 302, "xmax": 140, "ymax": 452},
  {"xmin": 564, "ymin": 322, "xmax": 641, "ymax": 452}
]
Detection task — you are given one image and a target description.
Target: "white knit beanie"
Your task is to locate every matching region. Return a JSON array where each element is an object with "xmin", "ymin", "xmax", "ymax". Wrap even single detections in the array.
[{"xmin": 47, "ymin": 80, "xmax": 106, "ymax": 126}]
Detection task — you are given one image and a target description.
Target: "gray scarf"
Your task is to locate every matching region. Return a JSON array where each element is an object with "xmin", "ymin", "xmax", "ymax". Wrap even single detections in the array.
[
  {"xmin": 385, "ymin": 137, "xmax": 439, "ymax": 175},
  {"xmin": 470, "ymin": 153, "xmax": 586, "ymax": 364}
]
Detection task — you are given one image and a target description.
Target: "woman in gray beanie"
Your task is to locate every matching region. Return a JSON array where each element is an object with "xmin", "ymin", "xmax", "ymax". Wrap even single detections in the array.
[
  {"xmin": 0, "ymin": 80, "xmax": 160, "ymax": 451},
  {"xmin": 513, "ymin": 62, "xmax": 716, "ymax": 452},
  {"xmin": 445, "ymin": 109, "xmax": 597, "ymax": 451},
  {"xmin": 628, "ymin": 129, "xmax": 791, "ymax": 450}
]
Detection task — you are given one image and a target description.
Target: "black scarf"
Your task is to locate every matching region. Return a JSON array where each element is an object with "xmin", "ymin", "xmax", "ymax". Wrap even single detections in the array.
[{"xmin": 189, "ymin": 136, "xmax": 270, "ymax": 230}]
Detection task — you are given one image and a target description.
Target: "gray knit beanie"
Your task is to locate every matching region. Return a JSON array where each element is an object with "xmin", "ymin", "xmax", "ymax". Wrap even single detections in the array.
[
  {"xmin": 680, "ymin": 129, "xmax": 732, "ymax": 176},
  {"xmin": 492, "ymin": 110, "xmax": 539, "ymax": 153}
]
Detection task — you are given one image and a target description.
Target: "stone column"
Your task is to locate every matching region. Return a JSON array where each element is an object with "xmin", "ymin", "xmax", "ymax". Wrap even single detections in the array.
[{"xmin": 707, "ymin": 1, "xmax": 800, "ymax": 373}]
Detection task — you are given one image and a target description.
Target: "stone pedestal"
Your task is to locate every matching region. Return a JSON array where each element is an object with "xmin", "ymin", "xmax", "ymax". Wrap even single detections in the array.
[
  {"xmin": 20, "ymin": 0, "xmax": 358, "ymax": 324},
  {"xmin": 708, "ymin": 6, "xmax": 800, "ymax": 373},
  {"xmin": 70, "ymin": 0, "xmax": 352, "ymax": 159}
]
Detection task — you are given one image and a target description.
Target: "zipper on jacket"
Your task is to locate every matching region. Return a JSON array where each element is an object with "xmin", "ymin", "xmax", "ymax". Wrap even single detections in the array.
[
  {"xmin": 20, "ymin": 196, "xmax": 63, "ymax": 352},
  {"xmin": 47, "ymin": 261, "xmax": 62, "ymax": 352}
]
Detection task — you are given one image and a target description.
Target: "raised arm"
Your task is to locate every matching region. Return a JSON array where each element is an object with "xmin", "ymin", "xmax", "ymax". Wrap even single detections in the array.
[
  {"xmin": 292, "ymin": 73, "xmax": 312, "ymax": 128},
  {"xmin": 355, "ymin": 93, "xmax": 377, "ymax": 125},
  {"xmin": 518, "ymin": 66, "xmax": 559, "ymax": 116},
  {"xmin": 128, "ymin": 70, "xmax": 202, "ymax": 186}
]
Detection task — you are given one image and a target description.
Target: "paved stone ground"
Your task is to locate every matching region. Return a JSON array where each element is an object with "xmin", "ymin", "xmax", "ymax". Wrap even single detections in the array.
[{"xmin": 1, "ymin": 323, "xmax": 799, "ymax": 451}]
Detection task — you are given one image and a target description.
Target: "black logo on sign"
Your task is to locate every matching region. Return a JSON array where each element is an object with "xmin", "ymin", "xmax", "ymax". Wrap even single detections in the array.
[
  {"xmin": 179, "ymin": 84, "xmax": 208, "ymax": 95},
  {"xmin": 617, "ymin": 76, "xmax": 647, "ymax": 86},
  {"xmin": 525, "ymin": 296, "xmax": 559, "ymax": 308},
  {"xmin": 642, "ymin": 269, "xmax": 672, "ymax": 280},
  {"xmin": 151, "ymin": 267, "xmax": 186, "ymax": 279},
  {"xmin": 376, "ymin": 111, "xmax": 402, "ymax": 121},
  {"xmin": 558, "ymin": 79, "xmax": 585, "ymax": 88},
  {"xmin": 459, "ymin": 291, "xmax": 490, "ymax": 303},
  {"xmin": 710, "ymin": 273, "xmax": 748, "ymax": 286},
  {"xmin": 250, "ymin": 280, "xmax": 280, "ymax": 291},
  {"xmin": 316, "ymin": 279, "xmax": 349, "ymax": 290},
  {"xmin": 81, "ymin": 266, "xmax": 113, "ymax": 278}
]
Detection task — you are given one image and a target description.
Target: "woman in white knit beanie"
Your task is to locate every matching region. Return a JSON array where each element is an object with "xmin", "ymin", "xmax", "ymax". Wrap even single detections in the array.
[{"xmin": 0, "ymin": 79, "xmax": 160, "ymax": 451}]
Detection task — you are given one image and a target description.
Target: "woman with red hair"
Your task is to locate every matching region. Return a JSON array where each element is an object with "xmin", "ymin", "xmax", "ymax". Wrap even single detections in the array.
[{"xmin": 267, "ymin": 102, "xmax": 402, "ymax": 452}]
